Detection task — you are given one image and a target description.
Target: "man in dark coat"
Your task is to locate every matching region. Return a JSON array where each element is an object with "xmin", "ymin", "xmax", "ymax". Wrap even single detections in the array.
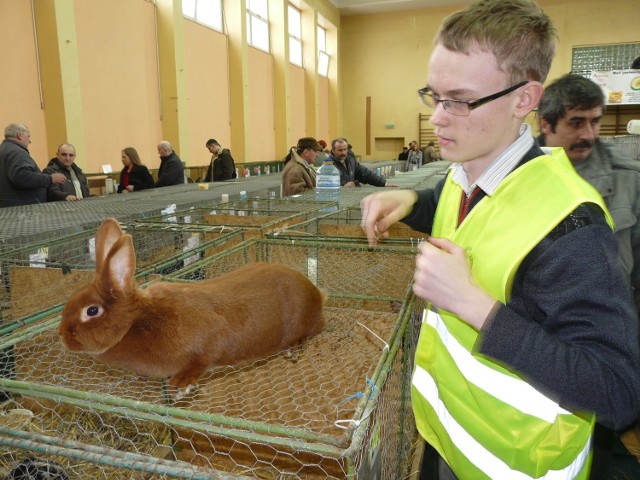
[
  {"xmin": 329, "ymin": 138, "xmax": 398, "ymax": 188},
  {"xmin": 156, "ymin": 140, "xmax": 185, "ymax": 187},
  {"xmin": 0, "ymin": 123, "xmax": 66, "ymax": 207},
  {"xmin": 204, "ymin": 138, "xmax": 236, "ymax": 181},
  {"xmin": 43, "ymin": 143, "xmax": 90, "ymax": 201}
]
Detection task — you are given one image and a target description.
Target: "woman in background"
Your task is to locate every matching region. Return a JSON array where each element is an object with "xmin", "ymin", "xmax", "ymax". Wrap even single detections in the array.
[{"xmin": 117, "ymin": 147, "xmax": 154, "ymax": 193}]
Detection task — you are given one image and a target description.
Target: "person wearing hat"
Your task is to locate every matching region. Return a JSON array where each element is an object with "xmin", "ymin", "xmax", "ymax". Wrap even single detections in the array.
[
  {"xmin": 281, "ymin": 137, "xmax": 321, "ymax": 196},
  {"xmin": 204, "ymin": 138, "xmax": 236, "ymax": 181}
]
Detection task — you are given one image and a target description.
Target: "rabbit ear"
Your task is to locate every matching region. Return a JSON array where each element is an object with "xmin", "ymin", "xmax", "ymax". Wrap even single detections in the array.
[
  {"xmin": 95, "ymin": 218, "xmax": 124, "ymax": 274},
  {"xmin": 96, "ymin": 234, "xmax": 137, "ymax": 297}
]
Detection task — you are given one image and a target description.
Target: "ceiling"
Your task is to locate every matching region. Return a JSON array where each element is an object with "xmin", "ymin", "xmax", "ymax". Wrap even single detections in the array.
[{"xmin": 327, "ymin": 0, "xmax": 468, "ymax": 16}]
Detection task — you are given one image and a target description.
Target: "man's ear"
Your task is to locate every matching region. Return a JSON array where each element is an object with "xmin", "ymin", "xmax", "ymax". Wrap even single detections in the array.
[
  {"xmin": 515, "ymin": 81, "xmax": 544, "ymax": 119},
  {"xmin": 539, "ymin": 117, "xmax": 553, "ymax": 135}
]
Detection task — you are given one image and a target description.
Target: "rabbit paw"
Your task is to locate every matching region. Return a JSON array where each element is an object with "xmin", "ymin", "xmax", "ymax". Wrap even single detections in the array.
[
  {"xmin": 284, "ymin": 347, "xmax": 299, "ymax": 363},
  {"xmin": 173, "ymin": 384, "xmax": 197, "ymax": 401}
]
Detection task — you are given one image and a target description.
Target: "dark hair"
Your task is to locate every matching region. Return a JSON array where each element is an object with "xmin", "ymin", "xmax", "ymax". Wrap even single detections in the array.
[
  {"xmin": 206, "ymin": 138, "xmax": 219, "ymax": 147},
  {"xmin": 331, "ymin": 138, "xmax": 349, "ymax": 150},
  {"xmin": 632, "ymin": 56, "xmax": 640, "ymax": 69},
  {"xmin": 538, "ymin": 73, "xmax": 604, "ymax": 131},
  {"xmin": 122, "ymin": 147, "xmax": 143, "ymax": 166}
]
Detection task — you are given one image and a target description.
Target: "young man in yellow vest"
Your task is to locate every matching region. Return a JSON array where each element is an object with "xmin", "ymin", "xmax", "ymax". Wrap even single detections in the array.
[{"xmin": 361, "ymin": 1, "xmax": 640, "ymax": 479}]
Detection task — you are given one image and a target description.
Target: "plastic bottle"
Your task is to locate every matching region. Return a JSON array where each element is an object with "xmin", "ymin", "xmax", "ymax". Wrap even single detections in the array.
[{"xmin": 316, "ymin": 159, "xmax": 340, "ymax": 212}]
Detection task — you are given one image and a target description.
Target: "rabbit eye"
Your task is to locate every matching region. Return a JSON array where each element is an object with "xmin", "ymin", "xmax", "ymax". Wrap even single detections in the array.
[{"xmin": 81, "ymin": 305, "xmax": 103, "ymax": 322}]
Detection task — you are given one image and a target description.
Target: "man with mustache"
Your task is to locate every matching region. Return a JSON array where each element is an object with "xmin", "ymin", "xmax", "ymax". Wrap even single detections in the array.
[
  {"xmin": 538, "ymin": 74, "xmax": 639, "ymax": 319},
  {"xmin": 538, "ymin": 73, "xmax": 640, "ymax": 480}
]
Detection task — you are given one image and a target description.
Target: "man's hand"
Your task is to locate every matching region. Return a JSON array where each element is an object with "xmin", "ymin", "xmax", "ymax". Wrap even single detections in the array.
[
  {"xmin": 414, "ymin": 237, "xmax": 497, "ymax": 330},
  {"xmin": 360, "ymin": 190, "xmax": 418, "ymax": 246},
  {"xmin": 50, "ymin": 173, "xmax": 66, "ymax": 185},
  {"xmin": 64, "ymin": 195, "xmax": 79, "ymax": 201}
]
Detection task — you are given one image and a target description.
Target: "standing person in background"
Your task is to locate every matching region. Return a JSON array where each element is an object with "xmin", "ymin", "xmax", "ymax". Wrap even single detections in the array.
[
  {"xmin": 156, "ymin": 141, "xmax": 185, "ymax": 187},
  {"xmin": 117, "ymin": 147, "xmax": 154, "ymax": 193},
  {"xmin": 43, "ymin": 143, "xmax": 90, "ymax": 201},
  {"xmin": 281, "ymin": 137, "xmax": 321, "ymax": 196},
  {"xmin": 406, "ymin": 141, "xmax": 423, "ymax": 171},
  {"xmin": 538, "ymin": 73, "xmax": 640, "ymax": 480},
  {"xmin": 360, "ymin": 0, "xmax": 640, "ymax": 478},
  {"xmin": 423, "ymin": 141, "xmax": 439, "ymax": 164},
  {"xmin": 538, "ymin": 73, "xmax": 640, "ymax": 322},
  {"xmin": 204, "ymin": 139, "xmax": 236, "ymax": 182},
  {"xmin": 0, "ymin": 123, "xmax": 66, "ymax": 207},
  {"xmin": 314, "ymin": 139, "xmax": 330, "ymax": 167},
  {"xmin": 398, "ymin": 146, "xmax": 410, "ymax": 172},
  {"xmin": 330, "ymin": 138, "xmax": 397, "ymax": 187}
]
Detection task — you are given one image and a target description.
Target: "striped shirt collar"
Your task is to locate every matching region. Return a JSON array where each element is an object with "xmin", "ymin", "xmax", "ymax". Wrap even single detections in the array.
[{"xmin": 451, "ymin": 123, "xmax": 534, "ymax": 196}]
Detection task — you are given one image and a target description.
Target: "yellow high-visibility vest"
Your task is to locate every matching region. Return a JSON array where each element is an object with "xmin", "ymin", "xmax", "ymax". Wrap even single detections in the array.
[{"xmin": 412, "ymin": 148, "xmax": 613, "ymax": 480}]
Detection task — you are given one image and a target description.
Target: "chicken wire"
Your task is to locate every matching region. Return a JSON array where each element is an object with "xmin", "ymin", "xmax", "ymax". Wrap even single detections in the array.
[
  {"xmin": 0, "ymin": 223, "xmax": 245, "ymax": 329},
  {"xmin": 268, "ymin": 206, "xmax": 429, "ymax": 246},
  {"xmin": 0, "ymin": 238, "xmax": 422, "ymax": 479},
  {"xmin": 0, "ymin": 175, "xmax": 285, "ymax": 255},
  {"xmin": 134, "ymin": 198, "xmax": 339, "ymax": 240},
  {"xmin": 290, "ymin": 162, "xmax": 449, "ymax": 210}
]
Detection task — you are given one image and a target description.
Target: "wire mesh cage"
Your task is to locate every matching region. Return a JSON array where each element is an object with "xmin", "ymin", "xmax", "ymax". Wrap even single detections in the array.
[
  {"xmin": 134, "ymin": 198, "xmax": 339, "ymax": 240},
  {"xmin": 268, "ymin": 205, "xmax": 429, "ymax": 246},
  {"xmin": 0, "ymin": 238, "xmax": 423, "ymax": 479},
  {"xmin": 0, "ymin": 223, "xmax": 245, "ymax": 328}
]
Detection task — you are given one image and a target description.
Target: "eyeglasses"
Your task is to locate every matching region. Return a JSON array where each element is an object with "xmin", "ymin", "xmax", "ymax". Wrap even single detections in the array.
[{"xmin": 417, "ymin": 81, "xmax": 528, "ymax": 117}]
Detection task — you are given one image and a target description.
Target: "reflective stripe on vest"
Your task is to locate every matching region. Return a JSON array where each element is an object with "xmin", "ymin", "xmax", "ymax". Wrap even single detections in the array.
[
  {"xmin": 411, "ymin": 149, "xmax": 612, "ymax": 479},
  {"xmin": 413, "ymin": 310, "xmax": 592, "ymax": 480}
]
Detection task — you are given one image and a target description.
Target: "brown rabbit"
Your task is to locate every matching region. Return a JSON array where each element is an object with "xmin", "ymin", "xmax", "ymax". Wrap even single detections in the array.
[{"xmin": 58, "ymin": 218, "xmax": 325, "ymax": 395}]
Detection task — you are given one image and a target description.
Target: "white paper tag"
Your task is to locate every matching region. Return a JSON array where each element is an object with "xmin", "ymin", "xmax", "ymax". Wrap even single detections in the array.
[
  {"xmin": 89, "ymin": 237, "xmax": 96, "ymax": 262},
  {"xmin": 183, "ymin": 234, "xmax": 200, "ymax": 266},
  {"xmin": 29, "ymin": 247, "xmax": 48, "ymax": 268}
]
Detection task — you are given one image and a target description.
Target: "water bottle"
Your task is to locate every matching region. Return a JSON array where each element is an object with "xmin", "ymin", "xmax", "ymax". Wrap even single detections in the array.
[{"xmin": 316, "ymin": 159, "xmax": 340, "ymax": 212}]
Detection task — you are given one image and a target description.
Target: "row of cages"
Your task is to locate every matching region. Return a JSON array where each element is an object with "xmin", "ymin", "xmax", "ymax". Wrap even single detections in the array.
[
  {"xmin": 0, "ymin": 194, "xmax": 431, "ymax": 479},
  {"xmin": 0, "ymin": 194, "xmax": 435, "ymax": 329},
  {"xmin": 0, "ymin": 197, "xmax": 345, "ymax": 328}
]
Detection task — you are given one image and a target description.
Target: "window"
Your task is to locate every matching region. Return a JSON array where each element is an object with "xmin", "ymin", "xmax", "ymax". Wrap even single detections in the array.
[
  {"xmin": 317, "ymin": 26, "xmax": 330, "ymax": 77},
  {"xmin": 246, "ymin": 0, "xmax": 270, "ymax": 52},
  {"xmin": 571, "ymin": 43, "xmax": 640, "ymax": 76},
  {"xmin": 182, "ymin": 0, "xmax": 223, "ymax": 32},
  {"xmin": 288, "ymin": 5, "xmax": 302, "ymax": 66}
]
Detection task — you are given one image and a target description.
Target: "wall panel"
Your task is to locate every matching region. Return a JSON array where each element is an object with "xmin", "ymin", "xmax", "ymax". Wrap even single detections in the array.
[
  {"xmin": 184, "ymin": 20, "xmax": 231, "ymax": 167},
  {"xmin": 0, "ymin": 0, "xmax": 48, "ymax": 167},
  {"xmin": 74, "ymin": 0, "xmax": 161, "ymax": 171}
]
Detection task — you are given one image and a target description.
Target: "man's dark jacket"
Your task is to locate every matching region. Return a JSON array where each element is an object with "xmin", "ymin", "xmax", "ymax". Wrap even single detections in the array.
[
  {"xmin": 204, "ymin": 148, "xmax": 236, "ymax": 182},
  {"xmin": 0, "ymin": 139, "xmax": 53, "ymax": 207},
  {"xmin": 156, "ymin": 151, "xmax": 184, "ymax": 187},
  {"xmin": 330, "ymin": 152, "xmax": 386, "ymax": 187},
  {"xmin": 42, "ymin": 157, "xmax": 90, "ymax": 201}
]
